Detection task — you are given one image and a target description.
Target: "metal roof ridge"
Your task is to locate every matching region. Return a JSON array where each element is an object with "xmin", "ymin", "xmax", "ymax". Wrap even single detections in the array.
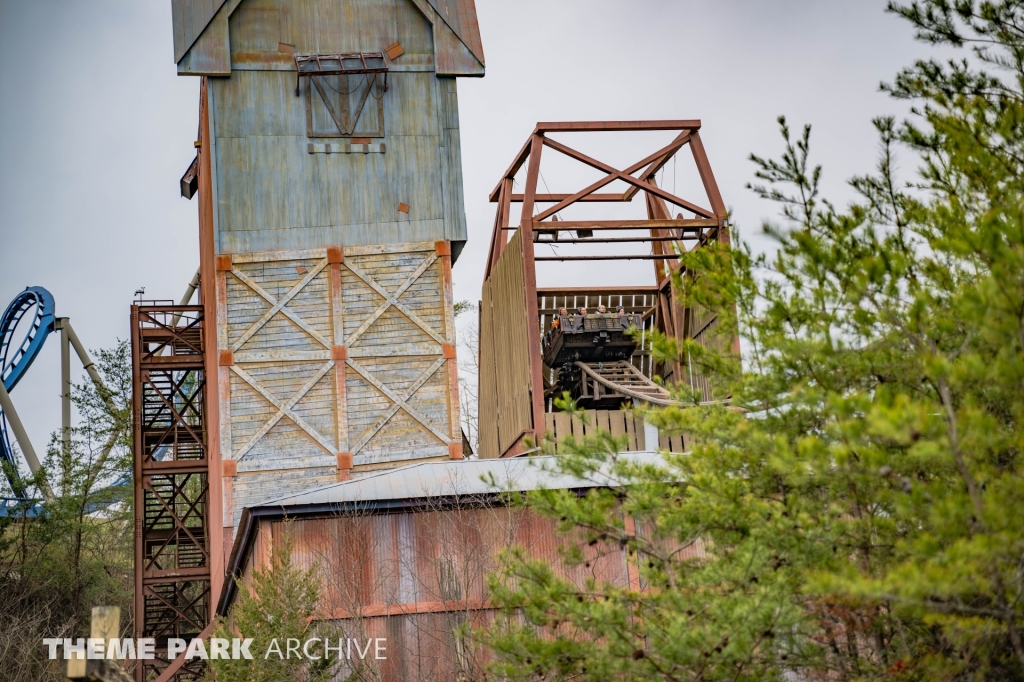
[{"xmin": 257, "ymin": 455, "xmax": 544, "ymax": 507}]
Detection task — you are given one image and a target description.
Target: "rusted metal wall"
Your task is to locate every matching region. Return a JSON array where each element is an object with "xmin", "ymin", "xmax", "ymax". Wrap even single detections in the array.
[
  {"xmin": 238, "ymin": 506, "xmax": 633, "ymax": 681},
  {"xmin": 477, "ymin": 230, "xmax": 533, "ymax": 459}
]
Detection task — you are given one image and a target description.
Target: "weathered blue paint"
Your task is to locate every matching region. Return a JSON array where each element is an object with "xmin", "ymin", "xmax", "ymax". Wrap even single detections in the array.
[
  {"xmin": 179, "ymin": 0, "xmax": 478, "ymax": 257},
  {"xmin": 173, "ymin": 0, "xmax": 483, "ymax": 546}
]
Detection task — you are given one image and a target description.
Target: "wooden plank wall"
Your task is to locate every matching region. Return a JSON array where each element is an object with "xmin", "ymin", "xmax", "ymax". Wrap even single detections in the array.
[
  {"xmin": 542, "ymin": 409, "xmax": 687, "ymax": 453},
  {"xmin": 221, "ymin": 241, "xmax": 460, "ymax": 527},
  {"xmin": 205, "ymin": 0, "xmax": 472, "ymax": 255},
  {"xmin": 682, "ymin": 293, "xmax": 722, "ymax": 404},
  {"xmin": 477, "ymin": 230, "xmax": 532, "ymax": 459}
]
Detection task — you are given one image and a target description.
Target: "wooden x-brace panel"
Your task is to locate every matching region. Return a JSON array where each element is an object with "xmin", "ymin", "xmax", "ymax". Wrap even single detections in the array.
[
  {"xmin": 229, "ymin": 258, "xmax": 332, "ymax": 352},
  {"xmin": 347, "ymin": 356, "xmax": 450, "ymax": 454},
  {"xmin": 343, "ymin": 254, "xmax": 445, "ymax": 347},
  {"xmin": 230, "ymin": 361, "xmax": 337, "ymax": 460}
]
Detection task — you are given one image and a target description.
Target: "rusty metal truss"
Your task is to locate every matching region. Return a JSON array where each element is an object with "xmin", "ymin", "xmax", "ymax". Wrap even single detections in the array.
[
  {"xmin": 131, "ymin": 304, "xmax": 212, "ymax": 682},
  {"xmin": 481, "ymin": 121, "xmax": 736, "ymax": 451}
]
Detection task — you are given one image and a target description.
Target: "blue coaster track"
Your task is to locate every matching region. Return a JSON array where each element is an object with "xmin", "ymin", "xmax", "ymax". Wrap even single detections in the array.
[{"xmin": 0, "ymin": 287, "xmax": 56, "ymax": 498}]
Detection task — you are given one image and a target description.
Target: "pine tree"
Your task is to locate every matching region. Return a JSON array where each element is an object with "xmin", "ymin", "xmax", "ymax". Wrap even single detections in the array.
[
  {"xmin": 211, "ymin": 527, "xmax": 336, "ymax": 682},
  {"xmin": 485, "ymin": 3, "xmax": 1024, "ymax": 680}
]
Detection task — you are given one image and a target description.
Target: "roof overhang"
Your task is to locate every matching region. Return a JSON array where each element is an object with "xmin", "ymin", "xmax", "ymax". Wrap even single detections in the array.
[{"xmin": 173, "ymin": 0, "xmax": 484, "ymax": 77}]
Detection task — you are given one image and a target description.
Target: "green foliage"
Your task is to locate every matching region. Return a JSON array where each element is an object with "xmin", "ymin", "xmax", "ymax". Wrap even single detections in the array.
[
  {"xmin": 0, "ymin": 340, "xmax": 134, "ymax": 682},
  {"xmin": 211, "ymin": 527, "xmax": 336, "ymax": 682},
  {"xmin": 484, "ymin": 4, "xmax": 1024, "ymax": 680}
]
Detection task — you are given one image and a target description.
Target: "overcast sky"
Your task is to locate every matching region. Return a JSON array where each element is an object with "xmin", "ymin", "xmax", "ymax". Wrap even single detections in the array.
[{"xmin": 0, "ymin": 0, "xmax": 934, "ymax": 466}]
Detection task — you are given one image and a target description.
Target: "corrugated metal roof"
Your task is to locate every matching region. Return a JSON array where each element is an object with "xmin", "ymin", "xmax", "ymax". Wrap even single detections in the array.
[
  {"xmin": 262, "ymin": 451, "xmax": 665, "ymax": 508},
  {"xmin": 219, "ymin": 451, "xmax": 668, "ymax": 615}
]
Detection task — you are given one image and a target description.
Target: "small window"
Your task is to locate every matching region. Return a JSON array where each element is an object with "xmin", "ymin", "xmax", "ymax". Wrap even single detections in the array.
[{"xmin": 296, "ymin": 53, "xmax": 388, "ymax": 139}]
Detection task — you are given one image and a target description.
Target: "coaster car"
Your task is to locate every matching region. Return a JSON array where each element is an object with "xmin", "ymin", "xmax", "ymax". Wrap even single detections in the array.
[{"xmin": 542, "ymin": 314, "xmax": 642, "ymax": 367}]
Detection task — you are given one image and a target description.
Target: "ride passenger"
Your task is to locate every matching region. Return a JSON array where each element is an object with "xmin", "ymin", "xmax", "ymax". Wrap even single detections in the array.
[
  {"xmin": 618, "ymin": 307, "xmax": 632, "ymax": 329},
  {"xmin": 547, "ymin": 307, "xmax": 568, "ymax": 343}
]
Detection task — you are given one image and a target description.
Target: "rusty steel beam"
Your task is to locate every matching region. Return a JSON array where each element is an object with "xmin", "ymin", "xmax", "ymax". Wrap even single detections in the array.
[
  {"xmin": 536, "ymin": 286, "xmax": 659, "ymax": 295},
  {"xmin": 481, "ymin": 120, "xmax": 733, "ymax": 437},
  {"xmin": 534, "ymin": 254, "xmax": 682, "ymax": 261},
  {"xmin": 536, "ymin": 136, "xmax": 714, "ymax": 221},
  {"xmin": 487, "ymin": 135, "xmax": 535, "ymax": 201},
  {"xmin": 132, "ymin": 304, "xmax": 211, "ymax": 682},
  {"xmin": 519, "ymin": 134, "xmax": 548, "ymax": 446},
  {"xmin": 622, "ymin": 130, "xmax": 692, "ymax": 202},
  {"xmin": 530, "ymin": 218, "xmax": 718, "ymax": 231},
  {"xmin": 534, "ymin": 120, "xmax": 701, "ymax": 132},
  {"xmin": 493, "ymin": 193, "xmax": 626, "ymax": 203},
  {"xmin": 535, "ymin": 236, "xmax": 694, "ymax": 244}
]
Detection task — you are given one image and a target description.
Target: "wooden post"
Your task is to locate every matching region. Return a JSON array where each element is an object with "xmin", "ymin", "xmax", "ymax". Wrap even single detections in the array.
[
  {"xmin": 328, "ymin": 245, "xmax": 348, "ymax": 470},
  {"xmin": 519, "ymin": 134, "xmax": 547, "ymax": 442},
  {"xmin": 66, "ymin": 606, "xmax": 134, "ymax": 682}
]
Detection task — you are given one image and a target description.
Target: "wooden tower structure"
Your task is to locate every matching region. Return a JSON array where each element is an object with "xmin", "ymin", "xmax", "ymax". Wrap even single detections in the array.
[
  {"xmin": 133, "ymin": 0, "xmax": 484, "ymax": 678},
  {"xmin": 477, "ymin": 121, "xmax": 731, "ymax": 459}
]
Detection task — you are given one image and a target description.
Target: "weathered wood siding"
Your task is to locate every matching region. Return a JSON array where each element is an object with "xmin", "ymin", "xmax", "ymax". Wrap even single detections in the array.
[
  {"xmin": 477, "ymin": 230, "xmax": 533, "ymax": 459},
  {"xmin": 178, "ymin": 0, "xmax": 482, "ymax": 552},
  {"xmin": 172, "ymin": 0, "xmax": 230, "ymax": 63},
  {"xmin": 219, "ymin": 242, "xmax": 461, "ymax": 526},
  {"xmin": 542, "ymin": 409, "xmax": 687, "ymax": 453},
  {"xmin": 203, "ymin": 0, "xmax": 470, "ymax": 254},
  {"xmin": 177, "ymin": 0, "xmax": 484, "ymax": 76}
]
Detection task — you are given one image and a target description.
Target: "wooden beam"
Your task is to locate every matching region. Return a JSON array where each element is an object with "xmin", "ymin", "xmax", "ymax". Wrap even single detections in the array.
[
  {"xmin": 438, "ymin": 241, "xmax": 461, "ymax": 454},
  {"xmin": 343, "ymin": 255, "xmax": 445, "ymax": 346},
  {"xmin": 519, "ymin": 134, "xmax": 547, "ymax": 441},
  {"xmin": 329, "ymin": 252, "xmax": 348, "ymax": 455},
  {"xmin": 347, "ymin": 358, "xmax": 452, "ymax": 446},
  {"xmin": 230, "ymin": 361, "xmax": 338, "ymax": 460},
  {"xmin": 228, "ymin": 260, "xmax": 332, "ymax": 352}
]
